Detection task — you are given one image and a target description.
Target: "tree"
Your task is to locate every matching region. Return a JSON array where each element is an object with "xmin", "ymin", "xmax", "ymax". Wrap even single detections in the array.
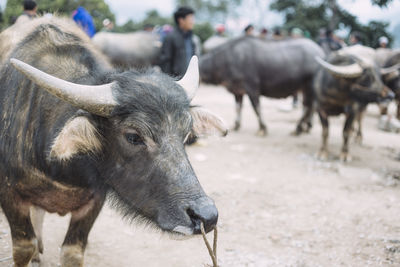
[
  {"xmin": 176, "ymin": 0, "xmax": 242, "ymax": 23},
  {"xmin": 270, "ymin": 0, "xmax": 394, "ymax": 47},
  {"xmin": 0, "ymin": 5, "xmax": 3, "ymax": 27},
  {"xmin": 193, "ymin": 22, "xmax": 214, "ymax": 43},
  {"xmin": 3, "ymin": 0, "xmax": 115, "ymax": 32},
  {"xmin": 113, "ymin": 10, "xmax": 173, "ymax": 33},
  {"xmin": 270, "ymin": 0, "xmax": 329, "ymax": 38},
  {"xmin": 371, "ymin": 0, "xmax": 395, "ymax": 7}
]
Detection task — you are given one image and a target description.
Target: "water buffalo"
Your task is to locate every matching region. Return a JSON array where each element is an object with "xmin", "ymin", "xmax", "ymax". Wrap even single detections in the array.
[
  {"xmin": 381, "ymin": 50, "xmax": 400, "ymax": 118},
  {"xmin": 92, "ymin": 31, "xmax": 161, "ymax": 68},
  {"xmin": 0, "ymin": 17, "xmax": 227, "ymax": 267},
  {"xmin": 200, "ymin": 36, "xmax": 325, "ymax": 136},
  {"xmin": 314, "ymin": 45, "xmax": 395, "ymax": 161}
]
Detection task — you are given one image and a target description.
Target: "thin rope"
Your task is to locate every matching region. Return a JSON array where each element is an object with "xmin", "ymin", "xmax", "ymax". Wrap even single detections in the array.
[{"xmin": 201, "ymin": 222, "xmax": 218, "ymax": 267}]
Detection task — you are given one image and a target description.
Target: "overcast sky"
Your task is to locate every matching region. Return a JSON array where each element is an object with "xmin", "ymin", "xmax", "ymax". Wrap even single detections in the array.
[
  {"xmin": 102, "ymin": 0, "xmax": 400, "ymax": 30},
  {"xmin": 1, "ymin": 0, "xmax": 399, "ymax": 31}
]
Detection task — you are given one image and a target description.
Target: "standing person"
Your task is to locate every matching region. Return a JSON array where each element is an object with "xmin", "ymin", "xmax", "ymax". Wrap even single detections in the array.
[
  {"xmin": 273, "ymin": 28, "xmax": 283, "ymax": 40},
  {"xmin": 349, "ymin": 32, "xmax": 362, "ymax": 45},
  {"xmin": 259, "ymin": 28, "xmax": 269, "ymax": 40},
  {"xmin": 159, "ymin": 6, "xmax": 196, "ymax": 78},
  {"xmin": 72, "ymin": 6, "xmax": 96, "ymax": 38},
  {"xmin": 101, "ymin": 18, "xmax": 114, "ymax": 32},
  {"xmin": 15, "ymin": 0, "xmax": 37, "ymax": 24},
  {"xmin": 378, "ymin": 36, "xmax": 389, "ymax": 48},
  {"xmin": 244, "ymin": 24, "xmax": 254, "ymax": 36},
  {"xmin": 318, "ymin": 29, "xmax": 342, "ymax": 54}
]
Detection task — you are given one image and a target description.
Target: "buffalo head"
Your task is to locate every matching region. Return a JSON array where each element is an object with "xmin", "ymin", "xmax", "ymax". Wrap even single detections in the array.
[
  {"xmin": 381, "ymin": 53, "xmax": 400, "ymax": 100},
  {"xmin": 316, "ymin": 55, "xmax": 394, "ymax": 103},
  {"xmin": 11, "ymin": 56, "xmax": 227, "ymax": 235}
]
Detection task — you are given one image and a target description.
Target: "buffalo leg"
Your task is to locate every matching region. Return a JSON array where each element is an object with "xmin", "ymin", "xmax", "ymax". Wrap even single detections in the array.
[
  {"xmin": 0, "ymin": 194, "xmax": 38, "ymax": 267},
  {"xmin": 233, "ymin": 94, "xmax": 244, "ymax": 131},
  {"xmin": 317, "ymin": 109, "xmax": 329, "ymax": 160},
  {"xmin": 294, "ymin": 88, "xmax": 314, "ymax": 135},
  {"xmin": 61, "ymin": 196, "xmax": 105, "ymax": 267},
  {"xmin": 341, "ymin": 109, "xmax": 356, "ymax": 162},
  {"xmin": 247, "ymin": 92, "xmax": 267, "ymax": 136},
  {"xmin": 379, "ymin": 102, "xmax": 388, "ymax": 116},
  {"xmin": 30, "ymin": 206, "xmax": 45, "ymax": 266},
  {"xmin": 354, "ymin": 105, "xmax": 366, "ymax": 145},
  {"xmin": 397, "ymin": 100, "xmax": 400, "ymax": 120}
]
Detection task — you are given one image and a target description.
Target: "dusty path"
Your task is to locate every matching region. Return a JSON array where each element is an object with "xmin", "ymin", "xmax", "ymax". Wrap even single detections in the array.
[{"xmin": 1, "ymin": 84, "xmax": 400, "ymax": 267}]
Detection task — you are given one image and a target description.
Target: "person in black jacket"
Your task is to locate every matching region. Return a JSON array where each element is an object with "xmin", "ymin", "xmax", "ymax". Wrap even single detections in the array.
[{"xmin": 159, "ymin": 6, "xmax": 196, "ymax": 78}]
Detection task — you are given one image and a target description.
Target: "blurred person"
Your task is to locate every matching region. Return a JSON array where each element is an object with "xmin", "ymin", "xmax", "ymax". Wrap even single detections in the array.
[
  {"xmin": 244, "ymin": 24, "xmax": 254, "ymax": 36},
  {"xmin": 259, "ymin": 28, "xmax": 269, "ymax": 40},
  {"xmin": 318, "ymin": 29, "xmax": 342, "ymax": 54},
  {"xmin": 273, "ymin": 28, "xmax": 283, "ymax": 40},
  {"xmin": 379, "ymin": 36, "xmax": 389, "ymax": 48},
  {"xmin": 216, "ymin": 24, "xmax": 225, "ymax": 36},
  {"xmin": 143, "ymin": 24, "xmax": 154, "ymax": 32},
  {"xmin": 349, "ymin": 32, "xmax": 362, "ymax": 45},
  {"xmin": 159, "ymin": 6, "xmax": 196, "ymax": 78},
  {"xmin": 72, "ymin": 6, "xmax": 96, "ymax": 38},
  {"xmin": 101, "ymin": 18, "xmax": 114, "ymax": 32},
  {"xmin": 15, "ymin": 0, "xmax": 37, "ymax": 24},
  {"xmin": 203, "ymin": 24, "xmax": 228, "ymax": 53},
  {"xmin": 290, "ymin": 27, "xmax": 303, "ymax": 38},
  {"xmin": 158, "ymin": 24, "xmax": 173, "ymax": 42}
]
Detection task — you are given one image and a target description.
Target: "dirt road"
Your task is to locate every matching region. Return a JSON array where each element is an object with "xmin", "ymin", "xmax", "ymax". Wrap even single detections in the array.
[{"xmin": 1, "ymin": 85, "xmax": 400, "ymax": 266}]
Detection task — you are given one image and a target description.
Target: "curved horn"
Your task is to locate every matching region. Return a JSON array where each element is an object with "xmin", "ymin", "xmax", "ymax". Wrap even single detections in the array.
[
  {"xmin": 381, "ymin": 63, "xmax": 400, "ymax": 75},
  {"xmin": 10, "ymin": 58, "xmax": 117, "ymax": 117},
  {"xmin": 177, "ymin": 56, "xmax": 199, "ymax": 100},
  {"xmin": 315, "ymin": 56, "xmax": 363, "ymax": 78}
]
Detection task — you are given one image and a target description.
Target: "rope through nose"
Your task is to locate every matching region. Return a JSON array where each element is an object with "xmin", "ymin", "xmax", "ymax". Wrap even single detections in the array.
[{"xmin": 200, "ymin": 222, "xmax": 218, "ymax": 267}]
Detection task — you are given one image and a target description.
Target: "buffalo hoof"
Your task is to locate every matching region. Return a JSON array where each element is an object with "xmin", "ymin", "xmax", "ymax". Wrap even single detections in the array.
[
  {"xmin": 292, "ymin": 123, "xmax": 311, "ymax": 136},
  {"xmin": 317, "ymin": 150, "xmax": 328, "ymax": 161},
  {"xmin": 290, "ymin": 129, "xmax": 301, "ymax": 136},
  {"xmin": 256, "ymin": 128, "xmax": 267, "ymax": 137},
  {"xmin": 340, "ymin": 152, "xmax": 352, "ymax": 162},
  {"xmin": 232, "ymin": 122, "xmax": 241, "ymax": 131},
  {"xmin": 31, "ymin": 245, "xmax": 42, "ymax": 267},
  {"xmin": 31, "ymin": 257, "xmax": 42, "ymax": 267}
]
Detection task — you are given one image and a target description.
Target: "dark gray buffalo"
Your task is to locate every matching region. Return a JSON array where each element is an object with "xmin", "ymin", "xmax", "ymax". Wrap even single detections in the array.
[
  {"xmin": 381, "ymin": 50, "xmax": 400, "ymax": 118},
  {"xmin": 0, "ymin": 17, "xmax": 227, "ymax": 267},
  {"xmin": 314, "ymin": 45, "xmax": 395, "ymax": 161},
  {"xmin": 200, "ymin": 36, "xmax": 325, "ymax": 136},
  {"xmin": 92, "ymin": 31, "xmax": 161, "ymax": 68}
]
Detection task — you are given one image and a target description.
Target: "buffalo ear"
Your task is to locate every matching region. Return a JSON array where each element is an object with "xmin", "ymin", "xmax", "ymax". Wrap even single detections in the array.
[
  {"xmin": 190, "ymin": 107, "xmax": 228, "ymax": 137},
  {"xmin": 49, "ymin": 116, "xmax": 102, "ymax": 161}
]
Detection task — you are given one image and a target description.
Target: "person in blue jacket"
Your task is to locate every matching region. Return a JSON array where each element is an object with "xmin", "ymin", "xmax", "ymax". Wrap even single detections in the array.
[{"xmin": 72, "ymin": 6, "xmax": 96, "ymax": 38}]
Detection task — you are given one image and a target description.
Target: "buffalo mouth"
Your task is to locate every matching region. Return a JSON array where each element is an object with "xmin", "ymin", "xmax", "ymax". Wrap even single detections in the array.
[
  {"xmin": 350, "ymin": 85, "xmax": 394, "ymax": 103},
  {"xmin": 157, "ymin": 199, "xmax": 218, "ymax": 236}
]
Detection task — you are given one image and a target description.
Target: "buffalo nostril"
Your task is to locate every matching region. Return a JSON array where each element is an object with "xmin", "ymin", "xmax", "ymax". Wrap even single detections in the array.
[{"xmin": 187, "ymin": 204, "xmax": 218, "ymax": 234}]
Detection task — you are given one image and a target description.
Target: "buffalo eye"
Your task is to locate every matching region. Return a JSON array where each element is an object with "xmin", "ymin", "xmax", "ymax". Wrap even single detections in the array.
[{"xmin": 125, "ymin": 133, "xmax": 145, "ymax": 146}]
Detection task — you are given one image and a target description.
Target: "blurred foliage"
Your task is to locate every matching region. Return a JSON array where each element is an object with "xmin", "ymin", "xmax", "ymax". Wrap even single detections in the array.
[
  {"xmin": 270, "ymin": 0, "xmax": 394, "ymax": 48},
  {"xmin": 114, "ymin": 10, "xmax": 173, "ymax": 33},
  {"xmin": 114, "ymin": 9, "xmax": 213, "ymax": 44},
  {"xmin": 2, "ymin": 0, "xmax": 115, "ymax": 32},
  {"xmin": 176, "ymin": 0, "xmax": 242, "ymax": 22},
  {"xmin": 270, "ymin": 1, "xmax": 329, "ymax": 39},
  {"xmin": 371, "ymin": 0, "xmax": 395, "ymax": 6},
  {"xmin": 193, "ymin": 22, "xmax": 214, "ymax": 43},
  {"xmin": 0, "ymin": 5, "xmax": 3, "ymax": 27}
]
